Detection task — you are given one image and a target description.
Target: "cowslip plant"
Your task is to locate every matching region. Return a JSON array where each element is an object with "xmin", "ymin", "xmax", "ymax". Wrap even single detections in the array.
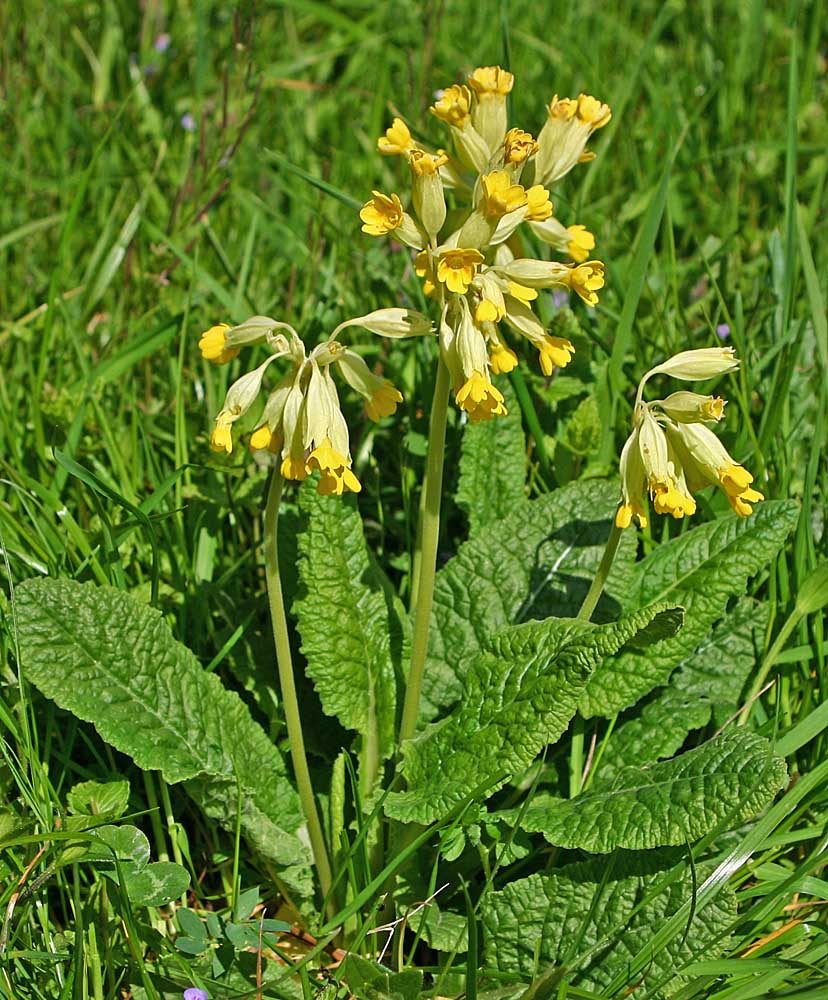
[{"xmin": 10, "ymin": 63, "xmax": 806, "ymax": 999}]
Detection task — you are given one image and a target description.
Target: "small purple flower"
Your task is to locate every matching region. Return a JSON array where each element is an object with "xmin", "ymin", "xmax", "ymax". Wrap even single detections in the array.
[
  {"xmin": 716, "ymin": 323, "xmax": 731, "ymax": 340},
  {"xmin": 154, "ymin": 33, "xmax": 171, "ymax": 53},
  {"xmin": 552, "ymin": 289, "xmax": 569, "ymax": 309},
  {"xmin": 183, "ymin": 989, "xmax": 208, "ymax": 1000},
  {"xmin": 180, "ymin": 113, "xmax": 197, "ymax": 132}
]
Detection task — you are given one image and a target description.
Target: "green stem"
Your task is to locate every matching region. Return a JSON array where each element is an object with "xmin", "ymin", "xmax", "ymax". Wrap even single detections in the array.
[
  {"xmin": 399, "ymin": 356, "xmax": 451, "ymax": 746},
  {"xmin": 569, "ymin": 521, "xmax": 624, "ymax": 796},
  {"xmin": 576, "ymin": 521, "xmax": 623, "ymax": 623},
  {"xmin": 263, "ymin": 473, "xmax": 334, "ymax": 914}
]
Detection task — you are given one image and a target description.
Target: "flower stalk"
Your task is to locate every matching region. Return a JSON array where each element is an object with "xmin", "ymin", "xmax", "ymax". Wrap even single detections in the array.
[
  {"xmin": 263, "ymin": 473, "xmax": 334, "ymax": 913},
  {"xmin": 398, "ymin": 355, "xmax": 451, "ymax": 745}
]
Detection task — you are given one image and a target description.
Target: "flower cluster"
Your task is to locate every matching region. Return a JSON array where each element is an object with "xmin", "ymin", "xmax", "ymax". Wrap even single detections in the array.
[
  {"xmin": 360, "ymin": 65, "xmax": 610, "ymax": 421},
  {"xmin": 617, "ymin": 348, "xmax": 764, "ymax": 529},
  {"xmin": 198, "ymin": 309, "xmax": 430, "ymax": 495}
]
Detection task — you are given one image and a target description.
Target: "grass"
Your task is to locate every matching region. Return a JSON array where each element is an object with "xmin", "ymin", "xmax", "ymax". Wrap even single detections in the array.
[{"xmin": 1, "ymin": 0, "xmax": 827, "ymax": 996}]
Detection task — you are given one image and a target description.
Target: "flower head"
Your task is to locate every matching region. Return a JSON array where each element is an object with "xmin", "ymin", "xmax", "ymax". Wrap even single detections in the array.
[
  {"xmin": 616, "ymin": 348, "xmax": 763, "ymax": 528},
  {"xmin": 203, "ymin": 311, "xmax": 427, "ymax": 494},
  {"xmin": 361, "ymin": 67, "xmax": 609, "ymax": 418}
]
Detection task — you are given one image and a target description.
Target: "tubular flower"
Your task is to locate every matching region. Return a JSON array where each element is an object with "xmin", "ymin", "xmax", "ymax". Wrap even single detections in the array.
[
  {"xmin": 359, "ymin": 191, "xmax": 404, "ymax": 234},
  {"xmin": 437, "ymin": 248, "xmax": 485, "ymax": 294},
  {"xmin": 361, "ymin": 66, "xmax": 609, "ymax": 418},
  {"xmin": 431, "ymin": 84, "xmax": 472, "ymax": 127},
  {"xmin": 204, "ymin": 310, "xmax": 428, "ymax": 494},
  {"xmin": 615, "ymin": 349, "xmax": 763, "ymax": 528},
  {"xmin": 568, "ymin": 261, "xmax": 606, "ymax": 306},
  {"xmin": 378, "ymin": 117, "xmax": 415, "ymax": 155},
  {"xmin": 503, "ymin": 128, "xmax": 539, "ymax": 167},
  {"xmin": 482, "ymin": 171, "xmax": 528, "ymax": 217},
  {"xmin": 199, "ymin": 323, "xmax": 238, "ymax": 365},
  {"xmin": 530, "ymin": 216, "xmax": 595, "ymax": 262},
  {"xmin": 535, "ymin": 92, "xmax": 612, "ymax": 185},
  {"xmin": 468, "ymin": 65, "xmax": 514, "ymax": 151}
]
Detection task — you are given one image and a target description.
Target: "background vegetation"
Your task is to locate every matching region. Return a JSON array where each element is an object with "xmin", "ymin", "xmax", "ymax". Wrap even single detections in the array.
[{"xmin": 1, "ymin": 0, "xmax": 827, "ymax": 997}]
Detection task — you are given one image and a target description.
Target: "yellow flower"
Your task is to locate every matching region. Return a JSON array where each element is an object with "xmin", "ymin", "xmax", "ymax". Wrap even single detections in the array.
[
  {"xmin": 431, "ymin": 84, "xmax": 472, "ymax": 127},
  {"xmin": 467, "ymin": 65, "xmax": 514, "ymax": 96},
  {"xmin": 719, "ymin": 464, "xmax": 764, "ymax": 517},
  {"xmin": 568, "ymin": 260, "xmax": 605, "ymax": 306},
  {"xmin": 667, "ymin": 420, "xmax": 763, "ymax": 518},
  {"xmin": 489, "ymin": 342, "xmax": 518, "ymax": 374},
  {"xmin": 210, "ymin": 414, "xmax": 234, "ymax": 454},
  {"xmin": 576, "ymin": 93, "xmax": 612, "ymax": 128},
  {"xmin": 437, "ymin": 248, "xmax": 485, "ymax": 295},
  {"xmin": 507, "ymin": 280, "xmax": 538, "ymax": 304},
  {"xmin": 616, "ymin": 428, "xmax": 649, "ymax": 530},
  {"xmin": 482, "ymin": 171, "xmax": 528, "ymax": 217},
  {"xmin": 408, "ymin": 148, "xmax": 449, "ymax": 177},
  {"xmin": 455, "ymin": 372, "xmax": 507, "ymax": 422},
  {"xmin": 199, "ymin": 323, "xmax": 239, "ymax": 365},
  {"xmin": 565, "ymin": 225, "xmax": 595, "ymax": 263},
  {"xmin": 365, "ymin": 382, "xmax": 403, "ymax": 422},
  {"xmin": 503, "ymin": 128, "xmax": 538, "ymax": 165},
  {"xmin": 537, "ymin": 336, "xmax": 575, "ymax": 376},
  {"xmin": 280, "ymin": 454, "xmax": 309, "ymax": 481},
  {"xmin": 249, "ymin": 424, "xmax": 276, "ymax": 451},
  {"xmin": 535, "ymin": 93, "xmax": 611, "ymax": 185},
  {"xmin": 359, "ymin": 191, "xmax": 404, "ymax": 235},
  {"xmin": 651, "ymin": 482, "xmax": 697, "ymax": 519},
  {"xmin": 524, "ymin": 185, "xmax": 553, "ymax": 222},
  {"xmin": 306, "ymin": 439, "xmax": 361, "ymax": 495},
  {"xmin": 378, "ymin": 117, "xmax": 414, "ymax": 155}
]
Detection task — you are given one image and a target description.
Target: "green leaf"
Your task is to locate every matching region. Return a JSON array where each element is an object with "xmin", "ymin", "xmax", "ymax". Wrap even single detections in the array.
[
  {"xmin": 85, "ymin": 824, "xmax": 151, "ymax": 865},
  {"xmin": 594, "ymin": 596, "xmax": 770, "ymax": 789},
  {"xmin": 125, "ymin": 861, "xmax": 190, "ymax": 907},
  {"xmin": 520, "ymin": 729, "xmax": 786, "ymax": 852},
  {"xmin": 385, "ymin": 604, "xmax": 681, "ymax": 825},
  {"xmin": 423, "ymin": 479, "xmax": 637, "ymax": 723},
  {"xmin": 482, "ymin": 855, "xmax": 737, "ymax": 990},
  {"xmin": 66, "ymin": 779, "xmax": 130, "ymax": 819},
  {"xmin": 579, "ymin": 500, "xmax": 798, "ymax": 717},
  {"xmin": 294, "ymin": 484, "xmax": 406, "ymax": 768},
  {"xmin": 456, "ymin": 380, "xmax": 526, "ymax": 537},
  {"xmin": 15, "ymin": 578, "xmax": 311, "ymax": 892},
  {"xmin": 672, "ymin": 595, "xmax": 769, "ymax": 722}
]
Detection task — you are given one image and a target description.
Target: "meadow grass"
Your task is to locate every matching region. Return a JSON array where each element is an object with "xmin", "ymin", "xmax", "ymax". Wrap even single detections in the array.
[{"xmin": 1, "ymin": 1, "xmax": 827, "ymax": 997}]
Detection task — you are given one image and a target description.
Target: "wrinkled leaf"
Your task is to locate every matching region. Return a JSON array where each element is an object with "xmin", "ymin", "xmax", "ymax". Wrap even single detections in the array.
[
  {"xmin": 67, "ymin": 779, "xmax": 130, "ymax": 819},
  {"xmin": 482, "ymin": 854, "xmax": 737, "ymax": 990},
  {"xmin": 15, "ymin": 578, "xmax": 311, "ymax": 893},
  {"xmin": 294, "ymin": 484, "xmax": 405, "ymax": 768},
  {"xmin": 520, "ymin": 729, "xmax": 786, "ymax": 852},
  {"xmin": 386, "ymin": 604, "xmax": 681, "ymax": 825},
  {"xmin": 423, "ymin": 479, "xmax": 637, "ymax": 722},
  {"xmin": 580, "ymin": 500, "xmax": 798, "ymax": 717}
]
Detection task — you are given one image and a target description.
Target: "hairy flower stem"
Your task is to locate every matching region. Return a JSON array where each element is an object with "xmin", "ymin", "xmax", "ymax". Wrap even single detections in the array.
[
  {"xmin": 263, "ymin": 473, "xmax": 334, "ymax": 915},
  {"xmin": 399, "ymin": 356, "xmax": 451, "ymax": 746},
  {"xmin": 569, "ymin": 520, "xmax": 624, "ymax": 797}
]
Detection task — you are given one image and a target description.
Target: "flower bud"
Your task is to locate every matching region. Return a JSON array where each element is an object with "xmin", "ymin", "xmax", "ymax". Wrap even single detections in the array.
[
  {"xmin": 645, "ymin": 348, "xmax": 739, "ymax": 382},
  {"xmin": 658, "ymin": 391, "xmax": 725, "ymax": 423},
  {"xmin": 332, "ymin": 308, "xmax": 433, "ymax": 340},
  {"xmin": 409, "ymin": 149, "xmax": 448, "ymax": 239}
]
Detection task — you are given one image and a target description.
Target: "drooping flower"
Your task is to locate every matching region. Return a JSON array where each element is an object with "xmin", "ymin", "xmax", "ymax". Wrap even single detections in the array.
[
  {"xmin": 202, "ymin": 311, "xmax": 429, "ymax": 494},
  {"xmin": 615, "ymin": 349, "xmax": 763, "ymax": 528}
]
